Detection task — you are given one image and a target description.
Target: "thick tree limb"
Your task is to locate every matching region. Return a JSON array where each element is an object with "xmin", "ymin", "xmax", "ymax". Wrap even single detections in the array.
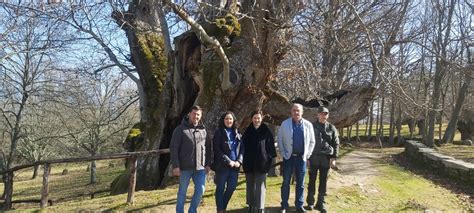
[
  {"xmin": 263, "ymin": 83, "xmax": 376, "ymax": 128},
  {"xmin": 324, "ymin": 83, "xmax": 376, "ymax": 127}
]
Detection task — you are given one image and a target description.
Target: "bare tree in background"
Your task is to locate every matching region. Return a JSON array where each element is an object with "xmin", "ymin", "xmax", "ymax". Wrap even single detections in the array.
[
  {"xmin": 56, "ymin": 70, "xmax": 138, "ymax": 184},
  {"xmin": 16, "ymin": 107, "xmax": 65, "ymax": 179},
  {"xmin": 425, "ymin": 0, "xmax": 457, "ymax": 147},
  {"xmin": 0, "ymin": 7, "xmax": 63, "ymax": 202},
  {"xmin": 443, "ymin": 63, "xmax": 472, "ymax": 143}
]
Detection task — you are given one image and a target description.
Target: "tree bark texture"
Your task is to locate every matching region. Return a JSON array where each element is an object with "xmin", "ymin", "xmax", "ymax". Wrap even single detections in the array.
[
  {"xmin": 368, "ymin": 102, "xmax": 374, "ymax": 137},
  {"xmin": 378, "ymin": 95, "xmax": 385, "ymax": 138},
  {"xmin": 408, "ymin": 118, "xmax": 416, "ymax": 138},
  {"xmin": 32, "ymin": 164, "xmax": 39, "ymax": 180},
  {"xmin": 347, "ymin": 126, "xmax": 352, "ymax": 143},
  {"xmin": 127, "ymin": 156, "xmax": 137, "ymax": 204},
  {"xmin": 375, "ymin": 98, "xmax": 380, "ymax": 139},
  {"xmin": 40, "ymin": 163, "xmax": 51, "ymax": 208},
  {"xmin": 417, "ymin": 117, "xmax": 427, "ymax": 138},
  {"xmin": 442, "ymin": 69, "xmax": 472, "ymax": 143},
  {"xmin": 396, "ymin": 101, "xmax": 403, "ymax": 145},
  {"xmin": 3, "ymin": 172, "xmax": 13, "ymax": 210},
  {"xmin": 90, "ymin": 161, "xmax": 97, "ymax": 184},
  {"xmin": 355, "ymin": 121, "xmax": 360, "ymax": 142},
  {"xmin": 457, "ymin": 108, "xmax": 473, "ymax": 141},
  {"xmin": 389, "ymin": 96, "xmax": 395, "ymax": 144},
  {"xmin": 114, "ymin": 0, "xmax": 180, "ymax": 189}
]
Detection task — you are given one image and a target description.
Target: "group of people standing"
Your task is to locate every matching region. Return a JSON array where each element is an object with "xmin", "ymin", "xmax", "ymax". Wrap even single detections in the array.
[{"xmin": 169, "ymin": 104, "xmax": 339, "ymax": 213}]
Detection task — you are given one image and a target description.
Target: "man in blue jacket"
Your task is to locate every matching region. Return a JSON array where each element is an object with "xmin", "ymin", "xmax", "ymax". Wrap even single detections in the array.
[{"xmin": 277, "ymin": 103, "xmax": 316, "ymax": 213}]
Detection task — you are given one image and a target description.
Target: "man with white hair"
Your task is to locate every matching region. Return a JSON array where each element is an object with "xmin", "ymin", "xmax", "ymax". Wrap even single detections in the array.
[{"xmin": 277, "ymin": 103, "xmax": 316, "ymax": 213}]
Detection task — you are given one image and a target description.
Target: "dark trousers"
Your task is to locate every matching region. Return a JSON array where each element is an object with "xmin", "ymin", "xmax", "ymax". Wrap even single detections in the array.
[
  {"xmin": 215, "ymin": 168, "xmax": 239, "ymax": 210},
  {"xmin": 306, "ymin": 162, "xmax": 329, "ymax": 206},
  {"xmin": 245, "ymin": 172, "xmax": 267, "ymax": 209}
]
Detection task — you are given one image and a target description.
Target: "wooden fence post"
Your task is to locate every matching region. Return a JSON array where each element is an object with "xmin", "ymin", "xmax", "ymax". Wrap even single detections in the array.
[
  {"xmin": 127, "ymin": 156, "xmax": 137, "ymax": 204},
  {"xmin": 3, "ymin": 171, "xmax": 13, "ymax": 210},
  {"xmin": 40, "ymin": 163, "xmax": 51, "ymax": 208}
]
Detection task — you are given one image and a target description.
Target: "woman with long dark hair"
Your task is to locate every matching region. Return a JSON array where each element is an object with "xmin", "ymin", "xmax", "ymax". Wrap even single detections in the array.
[
  {"xmin": 212, "ymin": 111, "xmax": 243, "ymax": 213},
  {"xmin": 242, "ymin": 109, "xmax": 277, "ymax": 213}
]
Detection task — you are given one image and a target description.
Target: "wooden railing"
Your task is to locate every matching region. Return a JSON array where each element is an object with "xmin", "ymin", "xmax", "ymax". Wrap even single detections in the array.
[{"xmin": 0, "ymin": 149, "xmax": 170, "ymax": 211}]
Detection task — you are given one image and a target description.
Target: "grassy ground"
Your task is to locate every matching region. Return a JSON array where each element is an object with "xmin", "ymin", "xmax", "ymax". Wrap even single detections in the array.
[
  {"xmin": 0, "ymin": 160, "xmax": 124, "ymax": 210},
  {"xmin": 327, "ymin": 148, "xmax": 469, "ymax": 212},
  {"xmin": 1, "ymin": 147, "xmax": 471, "ymax": 212},
  {"xmin": 345, "ymin": 124, "xmax": 462, "ymax": 141},
  {"xmin": 343, "ymin": 123, "xmax": 470, "ymax": 165},
  {"xmin": 436, "ymin": 143, "xmax": 474, "ymax": 163},
  {"xmin": 328, "ymin": 163, "xmax": 465, "ymax": 211}
]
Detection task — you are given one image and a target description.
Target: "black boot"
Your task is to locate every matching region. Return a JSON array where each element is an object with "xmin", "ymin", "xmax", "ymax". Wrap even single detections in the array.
[
  {"xmin": 315, "ymin": 195, "xmax": 327, "ymax": 213},
  {"xmin": 247, "ymin": 205, "xmax": 254, "ymax": 213}
]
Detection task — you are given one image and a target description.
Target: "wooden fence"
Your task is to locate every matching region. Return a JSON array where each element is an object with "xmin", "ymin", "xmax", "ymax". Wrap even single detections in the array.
[{"xmin": 0, "ymin": 149, "xmax": 170, "ymax": 211}]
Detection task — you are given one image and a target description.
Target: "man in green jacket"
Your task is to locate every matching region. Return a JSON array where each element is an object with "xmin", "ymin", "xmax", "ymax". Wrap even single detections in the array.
[{"xmin": 306, "ymin": 106, "xmax": 339, "ymax": 213}]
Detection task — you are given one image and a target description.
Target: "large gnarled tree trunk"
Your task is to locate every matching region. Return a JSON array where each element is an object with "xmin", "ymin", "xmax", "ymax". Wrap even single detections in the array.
[
  {"xmin": 112, "ymin": 0, "xmax": 178, "ymax": 189},
  {"xmin": 115, "ymin": 0, "xmax": 375, "ymax": 189}
]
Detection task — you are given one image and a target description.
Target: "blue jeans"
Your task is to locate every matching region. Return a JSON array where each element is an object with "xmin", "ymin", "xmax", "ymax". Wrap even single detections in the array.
[
  {"xmin": 214, "ymin": 168, "xmax": 239, "ymax": 210},
  {"xmin": 281, "ymin": 155, "xmax": 306, "ymax": 209},
  {"xmin": 176, "ymin": 169, "xmax": 207, "ymax": 213}
]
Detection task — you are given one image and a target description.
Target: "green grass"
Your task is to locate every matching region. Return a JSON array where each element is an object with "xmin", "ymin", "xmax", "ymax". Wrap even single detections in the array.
[
  {"xmin": 437, "ymin": 143, "xmax": 474, "ymax": 163},
  {"xmin": 344, "ymin": 124, "xmax": 461, "ymax": 141},
  {"xmin": 328, "ymin": 164, "xmax": 465, "ymax": 211},
  {"xmin": 1, "ymin": 148, "xmax": 470, "ymax": 212},
  {"xmin": 326, "ymin": 148, "xmax": 468, "ymax": 212},
  {"xmin": 376, "ymin": 165, "xmax": 462, "ymax": 211},
  {"xmin": 1, "ymin": 160, "xmax": 125, "ymax": 210}
]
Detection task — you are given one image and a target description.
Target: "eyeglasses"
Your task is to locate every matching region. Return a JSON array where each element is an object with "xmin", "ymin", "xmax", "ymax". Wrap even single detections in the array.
[{"xmin": 320, "ymin": 112, "xmax": 329, "ymax": 115}]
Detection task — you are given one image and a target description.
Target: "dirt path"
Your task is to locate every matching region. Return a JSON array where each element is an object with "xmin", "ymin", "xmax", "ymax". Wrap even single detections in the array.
[{"xmin": 329, "ymin": 150, "xmax": 382, "ymax": 194}]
